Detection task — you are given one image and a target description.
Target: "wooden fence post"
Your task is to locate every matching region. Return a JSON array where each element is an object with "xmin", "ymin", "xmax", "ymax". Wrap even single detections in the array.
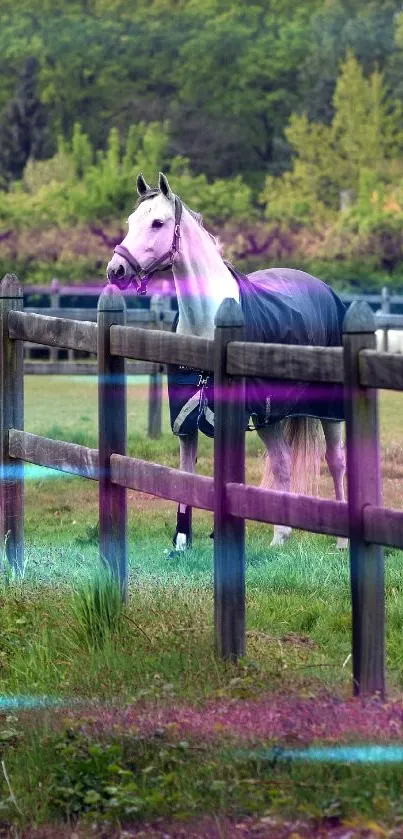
[
  {"xmin": 50, "ymin": 278, "xmax": 60, "ymax": 362},
  {"xmin": 214, "ymin": 297, "xmax": 246, "ymax": 660},
  {"xmin": 0, "ymin": 274, "xmax": 24, "ymax": 573},
  {"xmin": 97, "ymin": 284, "xmax": 127, "ymax": 598},
  {"xmin": 381, "ymin": 286, "xmax": 390, "ymax": 352},
  {"xmin": 343, "ymin": 301, "xmax": 385, "ymax": 697},
  {"xmin": 148, "ymin": 294, "xmax": 163, "ymax": 439}
]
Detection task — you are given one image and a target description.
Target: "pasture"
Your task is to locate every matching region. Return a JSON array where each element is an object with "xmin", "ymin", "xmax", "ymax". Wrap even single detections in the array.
[{"xmin": 1, "ymin": 375, "xmax": 403, "ymax": 835}]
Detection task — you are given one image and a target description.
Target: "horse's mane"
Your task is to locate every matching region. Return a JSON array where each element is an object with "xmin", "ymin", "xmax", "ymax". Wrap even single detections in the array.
[
  {"xmin": 182, "ymin": 200, "xmax": 223, "ymax": 255},
  {"xmin": 135, "ymin": 189, "xmax": 223, "ymax": 255}
]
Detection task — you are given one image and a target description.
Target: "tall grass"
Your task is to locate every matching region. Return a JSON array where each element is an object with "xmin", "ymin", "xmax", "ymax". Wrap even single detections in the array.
[{"xmin": 69, "ymin": 561, "xmax": 124, "ymax": 652}]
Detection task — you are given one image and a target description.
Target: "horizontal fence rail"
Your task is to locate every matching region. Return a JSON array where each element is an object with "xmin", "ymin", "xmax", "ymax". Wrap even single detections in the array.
[
  {"xmin": 23, "ymin": 307, "xmax": 174, "ymax": 324},
  {"xmin": 22, "ymin": 360, "xmax": 160, "ymax": 376},
  {"xmin": 359, "ymin": 351, "xmax": 403, "ymax": 391},
  {"xmin": 110, "ymin": 324, "xmax": 215, "ymax": 370},
  {"xmin": 11, "ymin": 311, "xmax": 403, "ymax": 391},
  {"xmin": 18, "ymin": 279, "xmax": 403, "ymax": 308},
  {"xmin": 18, "ymin": 294, "xmax": 175, "ymax": 438},
  {"xmin": 110, "ymin": 454, "xmax": 215, "ymax": 510},
  {"xmin": 375, "ymin": 313, "xmax": 403, "ymax": 328},
  {"xmin": 9, "ymin": 429, "xmax": 99, "ymax": 480},
  {"xmin": 227, "ymin": 343, "xmax": 344, "ymax": 382},
  {"xmin": 23, "ymin": 304, "xmax": 403, "ymax": 331},
  {"xmin": 3, "ymin": 274, "xmax": 403, "ymax": 697},
  {"xmin": 226, "ymin": 483, "xmax": 349, "ymax": 538},
  {"xmin": 9, "ymin": 310, "xmax": 98, "ymax": 353},
  {"xmin": 7, "ymin": 432, "xmax": 403, "ymax": 550},
  {"xmin": 22, "ymin": 280, "xmax": 174, "ymax": 298}
]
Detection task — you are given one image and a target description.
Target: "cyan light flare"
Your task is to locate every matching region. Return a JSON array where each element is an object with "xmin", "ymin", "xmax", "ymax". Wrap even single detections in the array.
[
  {"xmin": 0, "ymin": 695, "xmax": 83, "ymax": 711},
  {"xmin": 236, "ymin": 745, "xmax": 403, "ymax": 764},
  {"xmin": 1, "ymin": 464, "xmax": 82, "ymax": 480}
]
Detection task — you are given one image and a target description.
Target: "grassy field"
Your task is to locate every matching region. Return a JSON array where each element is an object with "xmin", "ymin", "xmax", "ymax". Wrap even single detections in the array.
[{"xmin": 1, "ymin": 375, "xmax": 403, "ymax": 835}]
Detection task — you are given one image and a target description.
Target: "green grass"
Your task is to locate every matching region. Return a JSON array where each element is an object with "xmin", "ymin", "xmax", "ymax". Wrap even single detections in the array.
[
  {"xmin": 1, "ymin": 531, "xmax": 402, "ymax": 703},
  {"xmin": 6, "ymin": 722, "xmax": 403, "ymax": 829},
  {"xmin": 0, "ymin": 375, "xmax": 402, "ymax": 831}
]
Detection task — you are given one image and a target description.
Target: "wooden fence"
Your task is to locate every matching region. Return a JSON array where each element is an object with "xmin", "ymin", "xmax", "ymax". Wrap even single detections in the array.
[
  {"xmin": 22, "ymin": 279, "xmax": 176, "ymax": 366},
  {"xmin": 2, "ymin": 272, "xmax": 403, "ymax": 697},
  {"xmin": 19, "ymin": 282, "xmax": 403, "ymax": 437},
  {"xmin": 22, "ymin": 284, "xmax": 176, "ymax": 439},
  {"xmin": 20, "ymin": 281, "xmax": 403, "ymax": 366}
]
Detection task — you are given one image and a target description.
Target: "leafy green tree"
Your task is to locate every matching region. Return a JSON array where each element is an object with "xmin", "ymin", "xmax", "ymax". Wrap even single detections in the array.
[
  {"xmin": 0, "ymin": 0, "xmax": 322, "ymax": 183},
  {"xmin": 171, "ymin": 4, "xmax": 321, "ymax": 179},
  {"xmin": 71, "ymin": 123, "xmax": 93, "ymax": 179},
  {"xmin": 168, "ymin": 156, "xmax": 253, "ymax": 222},
  {"xmin": 0, "ymin": 56, "xmax": 49, "ymax": 186},
  {"xmin": 299, "ymin": 0, "xmax": 402, "ymax": 124}
]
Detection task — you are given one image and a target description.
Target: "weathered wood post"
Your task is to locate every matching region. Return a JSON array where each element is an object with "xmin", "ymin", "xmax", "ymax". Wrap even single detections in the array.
[
  {"xmin": 97, "ymin": 284, "xmax": 127, "ymax": 598},
  {"xmin": 148, "ymin": 294, "xmax": 164, "ymax": 439},
  {"xmin": 0, "ymin": 274, "xmax": 24, "ymax": 573},
  {"xmin": 50, "ymin": 278, "xmax": 60, "ymax": 362},
  {"xmin": 214, "ymin": 298, "xmax": 246, "ymax": 660},
  {"xmin": 343, "ymin": 301, "xmax": 385, "ymax": 697},
  {"xmin": 381, "ymin": 286, "xmax": 390, "ymax": 352}
]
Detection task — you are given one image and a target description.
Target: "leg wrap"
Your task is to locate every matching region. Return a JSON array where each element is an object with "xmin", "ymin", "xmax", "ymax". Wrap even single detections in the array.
[{"xmin": 173, "ymin": 504, "xmax": 192, "ymax": 547}]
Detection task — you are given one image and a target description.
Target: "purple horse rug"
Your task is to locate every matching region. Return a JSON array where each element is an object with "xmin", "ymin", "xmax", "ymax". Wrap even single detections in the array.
[{"xmin": 167, "ymin": 265, "xmax": 346, "ymax": 437}]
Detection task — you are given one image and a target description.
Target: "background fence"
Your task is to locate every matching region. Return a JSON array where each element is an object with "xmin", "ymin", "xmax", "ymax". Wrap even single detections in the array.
[
  {"xmin": 2, "ymin": 272, "xmax": 403, "ymax": 698},
  {"xmin": 21, "ymin": 280, "xmax": 403, "ymax": 362}
]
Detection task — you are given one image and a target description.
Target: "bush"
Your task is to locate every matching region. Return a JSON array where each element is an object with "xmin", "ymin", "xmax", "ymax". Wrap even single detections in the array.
[{"xmin": 0, "ymin": 122, "xmax": 253, "ymax": 229}]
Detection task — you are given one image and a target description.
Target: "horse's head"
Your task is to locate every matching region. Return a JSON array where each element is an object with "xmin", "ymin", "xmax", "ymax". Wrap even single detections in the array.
[{"xmin": 106, "ymin": 172, "xmax": 181, "ymax": 294}]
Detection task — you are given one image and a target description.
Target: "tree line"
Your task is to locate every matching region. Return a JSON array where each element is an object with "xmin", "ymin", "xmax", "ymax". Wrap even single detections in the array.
[
  {"xmin": 1, "ymin": 0, "xmax": 403, "ymax": 289},
  {"xmin": 1, "ymin": 0, "xmax": 401, "ymax": 188}
]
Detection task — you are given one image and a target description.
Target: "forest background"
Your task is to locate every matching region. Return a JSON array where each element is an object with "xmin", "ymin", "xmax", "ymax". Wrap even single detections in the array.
[{"xmin": 1, "ymin": 0, "xmax": 403, "ymax": 292}]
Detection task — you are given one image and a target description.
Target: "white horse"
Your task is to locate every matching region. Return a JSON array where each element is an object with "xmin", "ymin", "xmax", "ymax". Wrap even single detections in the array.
[{"xmin": 107, "ymin": 172, "xmax": 348, "ymax": 551}]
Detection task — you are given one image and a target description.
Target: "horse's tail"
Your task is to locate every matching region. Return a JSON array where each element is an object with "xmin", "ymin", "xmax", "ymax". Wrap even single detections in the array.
[{"xmin": 283, "ymin": 416, "xmax": 323, "ymax": 496}]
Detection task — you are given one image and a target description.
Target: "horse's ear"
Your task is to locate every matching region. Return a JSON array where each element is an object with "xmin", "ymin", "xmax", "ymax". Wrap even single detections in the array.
[
  {"xmin": 137, "ymin": 173, "xmax": 151, "ymax": 196},
  {"xmin": 158, "ymin": 172, "xmax": 172, "ymax": 199}
]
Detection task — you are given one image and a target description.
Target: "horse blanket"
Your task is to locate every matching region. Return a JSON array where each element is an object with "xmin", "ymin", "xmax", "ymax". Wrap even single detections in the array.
[{"xmin": 167, "ymin": 265, "xmax": 346, "ymax": 437}]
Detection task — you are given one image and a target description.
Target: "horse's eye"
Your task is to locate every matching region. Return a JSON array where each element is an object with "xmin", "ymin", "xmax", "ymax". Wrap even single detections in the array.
[{"xmin": 152, "ymin": 219, "xmax": 164, "ymax": 229}]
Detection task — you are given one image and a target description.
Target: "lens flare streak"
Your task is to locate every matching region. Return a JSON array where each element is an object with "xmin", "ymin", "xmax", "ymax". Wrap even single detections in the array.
[{"xmin": 236, "ymin": 745, "xmax": 403, "ymax": 764}]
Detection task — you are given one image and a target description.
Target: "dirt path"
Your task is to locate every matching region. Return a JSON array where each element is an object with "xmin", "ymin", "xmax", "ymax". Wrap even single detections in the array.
[
  {"xmin": 63, "ymin": 692, "xmax": 403, "ymax": 746},
  {"xmin": 2, "ymin": 815, "xmax": 401, "ymax": 838},
  {"xmin": 7, "ymin": 693, "xmax": 403, "ymax": 839}
]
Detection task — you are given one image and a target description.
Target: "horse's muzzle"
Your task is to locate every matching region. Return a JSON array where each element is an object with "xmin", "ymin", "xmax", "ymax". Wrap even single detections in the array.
[{"xmin": 106, "ymin": 261, "xmax": 131, "ymax": 289}]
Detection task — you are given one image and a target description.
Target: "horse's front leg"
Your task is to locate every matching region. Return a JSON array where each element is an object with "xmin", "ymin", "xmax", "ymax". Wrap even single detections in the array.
[
  {"xmin": 173, "ymin": 431, "xmax": 199, "ymax": 551},
  {"xmin": 257, "ymin": 422, "xmax": 292, "ymax": 547},
  {"xmin": 321, "ymin": 420, "xmax": 348, "ymax": 550}
]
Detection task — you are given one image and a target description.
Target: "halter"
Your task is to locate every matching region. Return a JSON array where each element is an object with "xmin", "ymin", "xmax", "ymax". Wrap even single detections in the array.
[{"xmin": 113, "ymin": 190, "xmax": 183, "ymax": 295}]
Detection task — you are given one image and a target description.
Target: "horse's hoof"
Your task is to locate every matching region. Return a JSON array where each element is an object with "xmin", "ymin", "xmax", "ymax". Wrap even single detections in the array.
[
  {"xmin": 270, "ymin": 528, "xmax": 292, "ymax": 547},
  {"xmin": 335, "ymin": 537, "xmax": 348, "ymax": 550},
  {"xmin": 175, "ymin": 532, "xmax": 188, "ymax": 551},
  {"xmin": 164, "ymin": 547, "xmax": 188, "ymax": 559}
]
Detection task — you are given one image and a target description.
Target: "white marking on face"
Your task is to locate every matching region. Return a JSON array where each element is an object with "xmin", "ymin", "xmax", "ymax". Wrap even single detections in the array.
[{"xmin": 121, "ymin": 195, "xmax": 175, "ymax": 265}]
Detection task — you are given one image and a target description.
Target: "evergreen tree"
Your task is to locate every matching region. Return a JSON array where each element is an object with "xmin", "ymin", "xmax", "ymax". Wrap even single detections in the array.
[
  {"xmin": 0, "ymin": 56, "xmax": 49, "ymax": 187},
  {"xmin": 260, "ymin": 54, "xmax": 403, "ymax": 222}
]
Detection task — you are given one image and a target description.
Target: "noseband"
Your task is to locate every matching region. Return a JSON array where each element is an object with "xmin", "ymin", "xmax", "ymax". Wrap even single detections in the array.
[{"xmin": 113, "ymin": 190, "xmax": 183, "ymax": 295}]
